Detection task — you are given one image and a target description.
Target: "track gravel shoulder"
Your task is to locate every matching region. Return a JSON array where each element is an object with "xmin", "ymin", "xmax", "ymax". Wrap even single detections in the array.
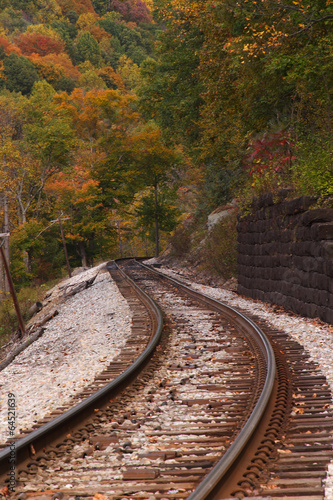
[
  {"xmin": 0, "ymin": 263, "xmax": 132, "ymax": 443},
  {"xmin": 144, "ymin": 260, "xmax": 333, "ymax": 498}
]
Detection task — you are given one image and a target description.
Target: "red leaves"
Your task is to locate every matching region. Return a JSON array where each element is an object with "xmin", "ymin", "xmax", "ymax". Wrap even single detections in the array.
[
  {"xmin": 111, "ymin": 0, "xmax": 153, "ymax": 24},
  {"xmin": 244, "ymin": 130, "xmax": 296, "ymax": 177},
  {"xmin": 16, "ymin": 33, "xmax": 65, "ymax": 57}
]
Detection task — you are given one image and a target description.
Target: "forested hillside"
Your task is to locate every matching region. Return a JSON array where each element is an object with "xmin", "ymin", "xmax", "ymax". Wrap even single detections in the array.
[
  {"xmin": 0, "ymin": 0, "xmax": 182, "ymax": 291},
  {"xmin": 0, "ymin": 0, "xmax": 333, "ymax": 292},
  {"xmin": 141, "ymin": 0, "xmax": 333, "ymax": 207}
]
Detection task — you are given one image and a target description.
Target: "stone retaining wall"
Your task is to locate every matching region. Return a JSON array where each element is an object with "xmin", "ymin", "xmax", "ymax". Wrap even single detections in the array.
[{"xmin": 237, "ymin": 194, "xmax": 333, "ymax": 324}]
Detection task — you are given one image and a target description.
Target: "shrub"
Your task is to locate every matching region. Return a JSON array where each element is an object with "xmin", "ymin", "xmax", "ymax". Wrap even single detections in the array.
[
  {"xmin": 203, "ymin": 211, "xmax": 238, "ymax": 279},
  {"xmin": 0, "ymin": 281, "xmax": 53, "ymax": 348},
  {"xmin": 292, "ymin": 141, "xmax": 333, "ymax": 197},
  {"xmin": 169, "ymin": 224, "xmax": 192, "ymax": 257}
]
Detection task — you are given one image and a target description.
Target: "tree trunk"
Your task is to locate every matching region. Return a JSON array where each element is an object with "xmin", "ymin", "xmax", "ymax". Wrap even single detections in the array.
[
  {"xmin": 58, "ymin": 217, "xmax": 71, "ymax": 278},
  {"xmin": 154, "ymin": 182, "xmax": 159, "ymax": 257},
  {"xmin": 116, "ymin": 220, "xmax": 123, "ymax": 257},
  {"xmin": 1, "ymin": 194, "xmax": 10, "ymax": 294},
  {"xmin": 79, "ymin": 241, "xmax": 88, "ymax": 268}
]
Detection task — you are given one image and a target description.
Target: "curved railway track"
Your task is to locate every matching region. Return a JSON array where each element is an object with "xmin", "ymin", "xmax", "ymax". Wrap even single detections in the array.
[{"xmin": 0, "ymin": 258, "xmax": 332, "ymax": 499}]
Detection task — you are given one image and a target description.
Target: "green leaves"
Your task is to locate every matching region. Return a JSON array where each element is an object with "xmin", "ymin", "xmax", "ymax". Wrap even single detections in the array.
[
  {"xmin": 3, "ymin": 54, "xmax": 39, "ymax": 95},
  {"xmin": 75, "ymin": 31, "xmax": 102, "ymax": 66},
  {"xmin": 25, "ymin": 81, "xmax": 76, "ymax": 167}
]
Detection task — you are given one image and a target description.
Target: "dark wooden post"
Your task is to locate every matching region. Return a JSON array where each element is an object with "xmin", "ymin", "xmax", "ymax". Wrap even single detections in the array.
[{"xmin": 0, "ymin": 235, "xmax": 25, "ymax": 338}]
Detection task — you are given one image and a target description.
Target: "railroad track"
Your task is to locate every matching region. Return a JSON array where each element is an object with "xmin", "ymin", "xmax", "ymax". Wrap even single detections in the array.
[{"xmin": 0, "ymin": 259, "xmax": 332, "ymax": 499}]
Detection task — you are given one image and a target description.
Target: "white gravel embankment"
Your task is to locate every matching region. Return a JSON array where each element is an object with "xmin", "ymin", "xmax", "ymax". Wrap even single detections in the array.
[
  {"xmin": 0, "ymin": 263, "xmax": 132, "ymax": 444},
  {"xmin": 144, "ymin": 260, "xmax": 333, "ymax": 498}
]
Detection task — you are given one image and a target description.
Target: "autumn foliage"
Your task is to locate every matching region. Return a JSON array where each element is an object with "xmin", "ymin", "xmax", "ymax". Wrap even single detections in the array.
[
  {"xmin": 0, "ymin": 36, "xmax": 21, "ymax": 56},
  {"xmin": 1, "ymin": 0, "xmax": 332, "ymax": 288},
  {"xmin": 16, "ymin": 32, "xmax": 65, "ymax": 56},
  {"xmin": 110, "ymin": 0, "xmax": 153, "ymax": 24},
  {"xmin": 56, "ymin": 0, "xmax": 95, "ymax": 15}
]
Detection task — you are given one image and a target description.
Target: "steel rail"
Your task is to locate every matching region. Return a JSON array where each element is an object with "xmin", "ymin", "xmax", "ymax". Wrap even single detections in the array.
[
  {"xmin": 0, "ymin": 260, "xmax": 163, "ymax": 473},
  {"xmin": 134, "ymin": 260, "xmax": 276, "ymax": 500}
]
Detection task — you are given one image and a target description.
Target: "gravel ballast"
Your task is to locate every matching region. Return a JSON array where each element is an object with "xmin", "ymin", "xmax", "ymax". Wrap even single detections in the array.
[
  {"xmin": 145, "ymin": 261, "xmax": 333, "ymax": 499},
  {"xmin": 1, "ymin": 259, "xmax": 332, "ymax": 497},
  {"xmin": 0, "ymin": 263, "xmax": 132, "ymax": 443}
]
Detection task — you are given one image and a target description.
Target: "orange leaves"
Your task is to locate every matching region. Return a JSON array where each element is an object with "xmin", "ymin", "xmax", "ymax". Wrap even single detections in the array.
[
  {"xmin": 55, "ymin": 87, "xmax": 137, "ymax": 160},
  {"xmin": 57, "ymin": 0, "xmax": 95, "ymax": 15},
  {"xmin": 28, "ymin": 53, "xmax": 64, "ymax": 84},
  {"xmin": 77, "ymin": 13, "xmax": 111, "ymax": 42},
  {"xmin": 0, "ymin": 36, "xmax": 22, "ymax": 57}
]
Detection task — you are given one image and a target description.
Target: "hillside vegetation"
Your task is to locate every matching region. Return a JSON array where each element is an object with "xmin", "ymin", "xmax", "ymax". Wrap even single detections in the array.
[{"xmin": 0, "ymin": 0, "xmax": 332, "ymax": 294}]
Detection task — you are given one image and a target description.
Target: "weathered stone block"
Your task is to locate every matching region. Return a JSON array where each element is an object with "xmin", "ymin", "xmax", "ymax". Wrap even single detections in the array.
[
  {"xmin": 296, "ymin": 226, "xmax": 312, "ymax": 241},
  {"xmin": 283, "ymin": 196, "xmax": 316, "ymax": 215},
  {"xmin": 323, "ymin": 308, "xmax": 333, "ymax": 325},
  {"xmin": 317, "ymin": 306, "xmax": 330, "ymax": 323},
  {"xmin": 312, "ymin": 222, "xmax": 333, "ymax": 240},
  {"xmin": 301, "ymin": 208, "xmax": 333, "ymax": 226},
  {"xmin": 306, "ymin": 303, "xmax": 318, "ymax": 318},
  {"xmin": 280, "ymin": 229, "xmax": 293, "ymax": 243},
  {"xmin": 310, "ymin": 272, "xmax": 330, "ymax": 290},
  {"xmin": 323, "ymin": 242, "xmax": 333, "ymax": 259},
  {"xmin": 316, "ymin": 290, "xmax": 330, "ymax": 307}
]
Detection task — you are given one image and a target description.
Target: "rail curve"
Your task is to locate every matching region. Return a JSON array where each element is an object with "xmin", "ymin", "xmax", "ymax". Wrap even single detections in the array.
[
  {"xmin": 0, "ymin": 260, "xmax": 163, "ymax": 474},
  {"xmin": 0, "ymin": 258, "xmax": 332, "ymax": 499},
  {"xmin": 134, "ymin": 260, "xmax": 276, "ymax": 499}
]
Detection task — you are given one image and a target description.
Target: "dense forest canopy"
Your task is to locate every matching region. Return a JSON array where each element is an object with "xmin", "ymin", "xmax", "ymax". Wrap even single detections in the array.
[{"xmin": 0, "ymin": 0, "xmax": 332, "ymax": 289}]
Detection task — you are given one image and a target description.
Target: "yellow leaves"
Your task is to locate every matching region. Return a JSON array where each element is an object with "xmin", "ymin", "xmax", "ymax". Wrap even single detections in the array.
[{"xmin": 76, "ymin": 12, "xmax": 99, "ymax": 31}]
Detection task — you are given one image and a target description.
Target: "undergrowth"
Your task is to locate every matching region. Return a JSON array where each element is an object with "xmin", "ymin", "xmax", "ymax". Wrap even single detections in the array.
[
  {"xmin": 169, "ymin": 211, "xmax": 238, "ymax": 280},
  {"xmin": 203, "ymin": 212, "xmax": 238, "ymax": 279},
  {"xmin": 0, "ymin": 281, "xmax": 56, "ymax": 350}
]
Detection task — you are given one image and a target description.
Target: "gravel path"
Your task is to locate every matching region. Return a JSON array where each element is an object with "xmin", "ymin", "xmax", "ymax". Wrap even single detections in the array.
[{"xmin": 0, "ymin": 263, "xmax": 132, "ymax": 443}]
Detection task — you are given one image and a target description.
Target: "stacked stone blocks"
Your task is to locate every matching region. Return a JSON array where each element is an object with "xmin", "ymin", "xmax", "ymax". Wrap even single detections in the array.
[{"xmin": 237, "ymin": 194, "xmax": 333, "ymax": 324}]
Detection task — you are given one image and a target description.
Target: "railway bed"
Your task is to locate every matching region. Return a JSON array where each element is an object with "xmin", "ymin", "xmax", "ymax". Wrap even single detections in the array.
[{"xmin": 0, "ymin": 259, "xmax": 332, "ymax": 499}]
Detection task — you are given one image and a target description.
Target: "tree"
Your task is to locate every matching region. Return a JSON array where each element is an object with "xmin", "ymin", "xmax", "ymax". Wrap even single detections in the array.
[
  {"xmin": 0, "ymin": 82, "xmax": 76, "ymax": 280},
  {"xmin": 16, "ymin": 32, "xmax": 65, "ymax": 57},
  {"xmin": 110, "ymin": 0, "xmax": 152, "ymax": 24},
  {"xmin": 75, "ymin": 31, "xmax": 102, "ymax": 66},
  {"xmin": 99, "ymin": 13, "xmax": 154, "ymax": 67},
  {"xmin": 3, "ymin": 53, "xmax": 39, "ymax": 95},
  {"xmin": 45, "ymin": 166, "xmax": 115, "ymax": 267},
  {"xmin": 0, "ymin": 91, "xmax": 26, "ymax": 293},
  {"xmin": 0, "ymin": 7, "xmax": 29, "ymax": 34},
  {"xmin": 78, "ymin": 68, "xmax": 107, "ymax": 89},
  {"xmin": 139, "ymin": 0, "xmax": 204, "ymax": 153},
  {"xmin": 135, "ymin": 186, "xmax": 179, "ymax": 255},
  {"xmin": 124, "ymin": 122, "xmax": 181, "ymax": 256},
  {"xmin": 0, "ymin": 35, "xmax": 22, "ymax": 57},
  {"xmin": 57, "ymin": 0, "xmax": 95, "ymax": 16},
  {"xmin": 25, "ymin": 81, "xmax": 76, "ymax": 177}
]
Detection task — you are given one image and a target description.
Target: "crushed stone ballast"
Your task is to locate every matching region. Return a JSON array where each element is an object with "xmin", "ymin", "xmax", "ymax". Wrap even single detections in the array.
[{"xmin": 0, "ymin": 263, "xmax": 132, "ymax": 443}]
